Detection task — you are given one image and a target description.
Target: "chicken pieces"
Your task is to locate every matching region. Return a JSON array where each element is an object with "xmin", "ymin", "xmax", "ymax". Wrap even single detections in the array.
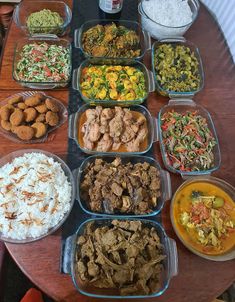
[
  {"xmin": 0, "ymin": 93, "xmax": 61, "ymax": 141},
  {"xmin": 80, "ymin": 106, "xmax": 148, "ymax": 152},
  {"xmin": 75, "ymin": 220, "xmax": 165, "ymax": 296}
]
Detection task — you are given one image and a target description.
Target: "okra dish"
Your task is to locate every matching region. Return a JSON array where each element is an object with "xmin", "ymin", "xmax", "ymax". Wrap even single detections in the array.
[
  {"xmin": 82, "ymin": 23, "xmax": 141, "ymax": 58},
  {"xmin": 155, "ymin": 44, "xmax": 201, "ymax": 92},
  {"xmin": 160, "ymin": 110, "xmax": 217, "ymax": 172},
  {"xmin": 80, "ymin": 65, "xmax": 147, "ymax": 101},
  {"xmin": 15, "ymin": 42, "xmax": 70, "ymax": 83}
]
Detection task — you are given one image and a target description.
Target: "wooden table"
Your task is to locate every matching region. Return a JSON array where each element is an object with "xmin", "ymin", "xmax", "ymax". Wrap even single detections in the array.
[{"xmin": 0, "ymin": 1, "xmax": 234, "ymax": 302}]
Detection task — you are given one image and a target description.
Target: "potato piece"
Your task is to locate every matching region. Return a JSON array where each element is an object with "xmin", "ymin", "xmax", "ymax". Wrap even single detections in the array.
[
  {"xmin": 45, "ymin": 98, "xmax": 60, "ymax": 113},
  {"xmin": 24, "ymin": 107, "xmax": 37, "ymax": 122},
  {"xmin": 18, "ymin": 102, "xmax": 27, "ymax": 110},
  {"xmin": 0, "ymin": 105, "xmax": 12, "ymax": 121},
  {"xmin": 25, "ymin": 93, "xmax": 44, "ymax": 107},
  {"xmin": 1, "ymin": 120, "xmax": 11, "ymax": 131},
  {"xmin": 9, "ymin": 109, "xmax": 24, "ymax": 126},
  {"xmin": 15, "ymin": 125, "xmax": 34, "ymax": 141},
  {"xmin": 45, "ymin": 111, "xmax": 59, "ymax": 127},
  {"xmin": 35, "ymin": 113, "xmax": 46, "ymax": 123},
  {"xmin": 35, "ymin": 103, "xmax": 48, "ymax": 114},
  {"xmin": 7, "ymin": 95, "xmax": 23, "ymax": 105},
  {"xmin": 31, "ymin": 122, "xmax": 47, "ymax": 138}
]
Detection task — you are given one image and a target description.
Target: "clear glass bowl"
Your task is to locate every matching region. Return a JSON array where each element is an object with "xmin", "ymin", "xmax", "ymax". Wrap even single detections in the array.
[
  {"xmin": 152, "ymin": 37, "xmax": 204, "ymax": 98},
  {"xmin": 63, "ymin": 218, "xmax": 178, "ymax": 298},
  {"xmin": 0, "ymin": 149, "xmax": 75, "ymax": 244},
  {"xmin": 69, "ymin": 104, "xmax": 157, "ymax": 155},
  {"xmin": 12, "ymin": 35, "xmax": 72, "ymax": 90},
  {"xmin": 0, "ymin": 91, "xmax": 68, "ymax": 143},
  {"xmin": 170, "ymin": 176, "xmax": 235, "ymax": 261},
  {"xmin": 72, "ymin": 58, "xmax": 155, "ymax": 106},
  {"xmin": 74, "ymin": 19, "xmax": 151, "ymax": 60},
  {"xmin": 13, "ymin": 0, "xmax": 72, "ymax": 36},
  {"xmin": 157, "ymin": 99, "xmax": 221, "ymax": 178},
  {"xmin": 75, "ymin": 154, "xmax": 172, "ymax": 218},
  {"xmin": 138, "ymin": 0, "xmax": 200, "ymax": 40}
]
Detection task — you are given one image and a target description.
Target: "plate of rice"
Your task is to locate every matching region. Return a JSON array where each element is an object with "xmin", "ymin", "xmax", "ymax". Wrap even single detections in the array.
[{"xmin": 0, "ymin": 149, "xmax": 75, "ymax": 243}]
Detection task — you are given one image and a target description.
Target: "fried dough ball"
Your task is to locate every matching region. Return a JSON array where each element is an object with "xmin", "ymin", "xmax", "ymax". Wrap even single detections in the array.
[
  {"xmin": 31, "ymin": 122, "xmax": 47, "ymax": 138},
  {"xmin": 9, "ymin": 109, "xmax": 24, "ymax": 126},
  {"xmin": 0, "ymin": 105, "xmax": 12, "ymax": 121},
  {"xmin": 35, "ymin": 103, "xmax": 48, "ymax": 114},
  {"xmin": 24, "ymin": 108, "xmax": 37, "ymax": 122},
  {"xmin": 46, "ymin": 111, "xmax": 59, "ymax": 126},
  {"xmin": 45, "ymin": 98, "xmax": 60, "ymax": 113},
  {"xmin": 7, "ymin": 95, "xmax": 23, "ymax": 105},
  {"xmin": 25, "ymin": 93, "xmax": 44, "ymax": 107},
  {"xmin": 1, "ymin": 120, "xmax": 11, "ymax": 131},
  {"xmin": 18, "ymin": 102, "xmax": 27, "ymax": 110},
  {"xmin": 35, "ymin": 113, "xmax": 46, "ymax": 123},
  {"xmin": 15, "ymin": 125, "xmax": 34, "ymax": 141}
]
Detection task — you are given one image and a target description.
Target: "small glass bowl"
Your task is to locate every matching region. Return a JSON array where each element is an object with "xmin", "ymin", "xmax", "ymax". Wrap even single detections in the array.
[
  {"xmin": 75, "ymin": 154, "xmax": 172, "ymax": 218},
  {"xmin": 0, "ymin": 149, "xmax": 75, "ymax": 244},
  {"xmin": 72, "ymin": 58, "xmax": 155, "ymax": 106},
  {"xmin": 63, "ymin": 218, "xmax": 178, "ymax": 299},
  {"xmin": 170, "ymin": 176, "xmax": 235, "ymax": 261},
  {"xmin": 69, "ymin": 104, "xmax": 157, "ymax": 155},
  {"xmin": 157, "ymin": 99, "xmax": 221, "ymax": 178},
  {"xmin": 13, "ymin": 0, "xmax": 72, "ymax": 36},
  {"xmin": 138, "ymin": 0, "xmax": 200, "ymax": 40},
  {"xmin": 74, "ymin": 19, "xmax": 151, "ymax": 61},
  {"xmin": 152, "ymin": 37, "xmax": 204, "ymax": 98},
  {"xmin": 0, "ymin": 91, "xmax": 68, "ymax": 143},
  {"xmin": 12, "ymin": 35, "xmax": 72, "ymax": 90}
]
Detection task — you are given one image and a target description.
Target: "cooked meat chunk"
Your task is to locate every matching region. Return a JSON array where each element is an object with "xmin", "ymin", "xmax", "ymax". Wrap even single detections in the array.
[
  {"xmin": 80, "ymin": 158, "xmax": 161, "ymax": 215},
  {"xmin": 75, "ymin": 220, "xmax": 165, "ymax": 296}
]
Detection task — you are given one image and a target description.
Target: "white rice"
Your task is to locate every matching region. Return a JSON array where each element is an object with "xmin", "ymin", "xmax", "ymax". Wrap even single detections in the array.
[{"xmin": 0, "ymin": 152, "xmax": 72, "ymax": 240}]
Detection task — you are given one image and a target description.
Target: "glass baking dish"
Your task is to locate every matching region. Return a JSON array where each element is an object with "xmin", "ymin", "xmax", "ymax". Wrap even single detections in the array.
[
  {"xmin": 72, "ymin": 59, "xmax": 155, "ymax": 106},
  {"xmin": 74, "ymin": 154, "xmax": 171, "ymax": 218},
  {"xmin": 157, "ymin": 99, "xmax": 221, "ymax": 178},
  {"xmin": 0, "ymin": 149, "xmax": 75, "ymax": 244},
  {"xmin": 69, "ymin": 104, "xmax": 157, "ymax": 155},
  {"xmin": 74, "ymin": 19, "xmax": 151, "ymax": 61},
  {"xmin": 63, "ymin": 218, "xmax": 178, "ymax": 299},
  {"xmin": 152, "ymin": 37, "xmax": 204, "ymax": 98},
  {"xmin": 13, "ymin": 0, "xmax": 72, "ymax": 36},
  {"xmin": 12, "ymin": 35, "xmax": 72, "ymax": 90}
]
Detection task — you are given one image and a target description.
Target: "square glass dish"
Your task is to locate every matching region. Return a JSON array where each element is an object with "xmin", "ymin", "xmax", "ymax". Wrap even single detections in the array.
[
  {"xmin": 157, "ymin": 99, "xmax": 221, "ymax": 178},
  {"xmin": 74, "ymin": 19, "xmax": 151, "ymax": 61},
  {"xmin": 13, "ymin": 0, "xmax": 72, "ymax": 36},
  {"xmin": 69, "ymin": 104, "xmax": 157, "ymax": 155},
  {"xmin": 12, "ymin": 35, "xmax": 72, "ymax": 90},
  {"xmin": 72, "ymin": 59, "xmax": 155, "ymax": 106},
  {"xmin": 74, "ymin": 154, "xmax": 172, "ymax": 218},
  {"xmin": 63, "ymin": 218, "xmax": 178, "ymax": 299},
  {"xmin": 152, "ymin": 37, "xmax": 204, "ymax": 98}
]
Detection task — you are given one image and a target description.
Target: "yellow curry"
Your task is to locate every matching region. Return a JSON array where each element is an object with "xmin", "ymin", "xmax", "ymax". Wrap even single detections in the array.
[{"xmin": 173, "ymin": 182, "xmax": 235, "ymax": 255}]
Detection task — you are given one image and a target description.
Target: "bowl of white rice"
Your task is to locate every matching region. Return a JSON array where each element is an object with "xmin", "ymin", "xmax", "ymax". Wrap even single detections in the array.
[
  {"xmin": 138, "ymin": 0, "xmax": 200, "ymax": 40},
  {"xmin": 0, "ymin": 149, "xmax": 75, "ymax": 243}
]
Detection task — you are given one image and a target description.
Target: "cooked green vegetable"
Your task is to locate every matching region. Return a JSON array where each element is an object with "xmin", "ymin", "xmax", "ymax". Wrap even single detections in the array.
[
  {"xmin": 161, "ymin": 110, "xmax": 217, "ymax": 172},
  {"xmin": 15, "ymin": 42, "xmax": 70, "ymax": 83},
  {"xmin": 155, "ymin": 44, "xmax": 201, "ymax": 92},
  {"xmin": 80, "ymin": 65, "xmax": 147, "ymax": 101},
  {"xmin": 26, "ymin": 9, "xmax": 64, "ymax": 34}
]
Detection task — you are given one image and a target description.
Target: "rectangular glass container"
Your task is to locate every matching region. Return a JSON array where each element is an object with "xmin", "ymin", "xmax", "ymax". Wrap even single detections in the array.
[
  {"xmin": 152, "ymin": 37, "xmax": 204, "ymax": 98},
  {"xmin": 63, "ymin": 218, "xmax": 178, "ymax": 299},
  {"xmin": 74, "ymin": 19, "xmax": 151, "ymax": 61},
  {"xmin": 75, "ymin": 154, "xmax": 172, "ymax": 218},
  {"xmin": 72, "ymin": 58, "xmax": 155, "ymax": 106},
  {"xmin": 68, "ymin": 104, "xmax": 157, "ymax": 155},
  {"xmin": 13, "ymin": 0, "xmax": 72, "ymax": 36},
  {"xmin": 157, "ymin": 99, "xmax": 221, "ymax": 178},
  {"xmin": 12, "ymin": 35, "xmax": 72, "ymax": 90}
]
